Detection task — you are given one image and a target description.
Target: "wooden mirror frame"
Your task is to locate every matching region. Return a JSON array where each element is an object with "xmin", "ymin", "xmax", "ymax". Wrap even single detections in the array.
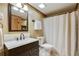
[{"xmin": 8, "ymin": 4, "xmax": 28, "ymax": 32}]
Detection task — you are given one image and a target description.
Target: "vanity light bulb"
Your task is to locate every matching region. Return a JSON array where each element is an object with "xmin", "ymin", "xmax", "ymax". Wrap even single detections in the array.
[
  {"xmin": 19, "ymin": 9, "xmax": 24, "ymax": 13},
  {"xmin": 16, "ymin": 3, "xmax": 22, "ymax": 8},
  {"xmin": 39, "ymin": 3, "xmax": 45, "ymax": 9},
  {"xmin": 23, "ymin": 5, "xmax": 28, "ymax": 11},
  {"xmin": 12, "ymin": 6, "xmax": 19, "ymax": 11}
]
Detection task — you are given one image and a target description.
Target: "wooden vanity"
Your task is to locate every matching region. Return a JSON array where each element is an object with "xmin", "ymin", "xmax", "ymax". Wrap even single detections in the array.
[{"xmin": 4, "ymin": 40, "xmax": 39, "ymax": 56}]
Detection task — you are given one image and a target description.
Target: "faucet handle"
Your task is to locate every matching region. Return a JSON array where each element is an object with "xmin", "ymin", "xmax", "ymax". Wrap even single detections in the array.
[
  {"xmin": 23, "ymin": 36, "xmax": 25, "ymax": 40},
  {"xmin": 20, "ymin": 37, "xmax": 22, "ymax": 40},
  {"xmin": 16, "ymin": 37, "xmax": 19, "ymax": 41}
]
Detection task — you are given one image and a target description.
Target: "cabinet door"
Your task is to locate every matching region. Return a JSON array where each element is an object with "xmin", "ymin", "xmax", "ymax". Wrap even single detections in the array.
[
  {"xmin": 29, "ymin": 48, "xmax": 39, "ymax": 56},
  {"xmin": 28, "ymin": 41, "xmax": 39, "ymax": 56}
]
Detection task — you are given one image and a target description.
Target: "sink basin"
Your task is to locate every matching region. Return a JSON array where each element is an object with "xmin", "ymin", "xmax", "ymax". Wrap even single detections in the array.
[{"xmin": 4, "ymin": 38, "xmax": 39, "ymax": 50}]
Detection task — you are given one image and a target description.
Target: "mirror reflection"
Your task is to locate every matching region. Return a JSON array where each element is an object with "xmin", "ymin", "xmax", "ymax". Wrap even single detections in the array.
[{"xmin": 9, "ymin": 4, "xmax": 28, "ymax": 31}]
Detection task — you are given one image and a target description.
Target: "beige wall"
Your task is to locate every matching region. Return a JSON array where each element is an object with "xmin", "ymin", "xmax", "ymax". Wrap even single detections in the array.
[
  {"xmin": 0, "ymin": 4, "xmax": 8, "ymax": 33},
  {"xmin": 0, "ymin": 3, "xmax": 45, "ymax": 38},
  {"xmin": 27, "ymin": 4, "xmax": 45, "ymax": 38}
]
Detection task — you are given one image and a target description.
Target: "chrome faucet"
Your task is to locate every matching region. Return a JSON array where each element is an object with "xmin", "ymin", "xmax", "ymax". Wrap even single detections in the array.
[{"xmin": 20, "ymin": 33, "xmax": 25, "ymax": 40}]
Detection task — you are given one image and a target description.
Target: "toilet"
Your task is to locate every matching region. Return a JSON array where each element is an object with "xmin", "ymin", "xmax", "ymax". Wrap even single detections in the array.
[{"xmin": 37, "ymin": 37, "xmax": 59, "ymax": 56}]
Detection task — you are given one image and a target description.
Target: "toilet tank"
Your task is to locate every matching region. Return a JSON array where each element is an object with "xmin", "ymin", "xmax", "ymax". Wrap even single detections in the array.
[{"xmin": 37, "ymin": 37, "xmax": 45, "ymax": 45}]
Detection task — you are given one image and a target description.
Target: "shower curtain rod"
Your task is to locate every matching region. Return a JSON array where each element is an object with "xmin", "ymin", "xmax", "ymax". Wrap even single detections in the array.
[
  {"xmin": 63, "ymin": 3, "xmax": 78, "ymax": 13},
  {"xmin": 62, "ymin": 3, "xmax": 78, "ymax": 13},
  {"xmin": 75, "ymin": 3, "xmax": 79, "ymax": 10},
  {"xmin": 47, "ymin": 3, "xmax": 79, "ymax": 17}
]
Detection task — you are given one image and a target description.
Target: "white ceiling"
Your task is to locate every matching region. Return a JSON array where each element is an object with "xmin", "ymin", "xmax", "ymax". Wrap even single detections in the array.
[{"xmin": 29, "ymin": 3, "xmax": 77, "ymax": 16}]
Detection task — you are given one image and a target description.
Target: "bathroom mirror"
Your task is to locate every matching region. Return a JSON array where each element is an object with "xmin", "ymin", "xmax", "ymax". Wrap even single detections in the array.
[{"xmin": 8, "ymin": 4, "xmax": 28, "ymax": 32}]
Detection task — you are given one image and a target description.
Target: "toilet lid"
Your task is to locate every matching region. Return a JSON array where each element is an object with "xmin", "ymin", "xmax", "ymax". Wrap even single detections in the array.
[{"xmin": 40, "ymin": 43, "xmax": 53, "ymax": 49}]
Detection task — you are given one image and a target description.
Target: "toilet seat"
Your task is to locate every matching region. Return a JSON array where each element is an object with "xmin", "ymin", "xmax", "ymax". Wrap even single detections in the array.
[
  {"xmin": 40, "ymin": 43, "xmax": 53, "ymax": 50},
  {"xmin": 40, "ymin": 43, "xmax": 59, "ymax": 53},
  {"xmin": 37, "ymin": 37, "xmax": 59, "ymax": 55},
  {"xmin": 40, "ymin": 43, "xmax": 60, "ymax": 56}
]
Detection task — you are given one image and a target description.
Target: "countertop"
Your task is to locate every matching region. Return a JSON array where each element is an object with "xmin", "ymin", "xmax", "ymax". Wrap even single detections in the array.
[{"xmin": 4, "ymin": 38, "xmax": 39, "ymax": 50}]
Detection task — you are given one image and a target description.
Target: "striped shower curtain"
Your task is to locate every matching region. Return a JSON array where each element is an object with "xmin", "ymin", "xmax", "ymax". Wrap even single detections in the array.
[{"xmin": 43, "ymin": 11, "xmax": 78, "ymax": 56}]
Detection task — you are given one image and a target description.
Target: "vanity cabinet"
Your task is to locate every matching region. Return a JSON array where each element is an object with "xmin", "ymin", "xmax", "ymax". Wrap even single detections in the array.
[
  {"xmin": 4, "ymin": 41, "xmax": 39, "ymax": 56},
  {"xmin": 0, "ymin": 49, "xmax": 4, "ymax": 56}
]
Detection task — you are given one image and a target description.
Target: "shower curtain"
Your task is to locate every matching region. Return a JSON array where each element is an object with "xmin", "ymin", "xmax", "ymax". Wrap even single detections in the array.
[
  {"xmin": 43, "ymin": 11, "xmax": 77, "ymax": 56},
  {"xmin": 70, "ymin": 12, "xmax": 76, "ymax": 56}
]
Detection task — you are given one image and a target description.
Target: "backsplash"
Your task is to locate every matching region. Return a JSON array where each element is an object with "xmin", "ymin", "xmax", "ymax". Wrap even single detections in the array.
[{"xmin": 4, "ymin": 33, "xmax": 30, "ymax": 41}]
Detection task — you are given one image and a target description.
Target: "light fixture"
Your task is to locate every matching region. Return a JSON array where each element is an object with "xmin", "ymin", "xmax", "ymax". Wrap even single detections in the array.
[
  {"xmin": 16, "ymin": 3, "xmax": 22, "ymax": 8},
  {"xmin": 23, "ymin": 5, "xmax": 28, "ymax": 11},
  {"xmin": 11, "ymin": 3, "xmax": 28, "ymax": 12},
  {"xmin": 19, "ymin": 9, "xmax": 24, "ymax": 13},
  {"xmin": 12, "ymin": 6, "xmax": 19, "ymax": 11},
  {"xmin": 38, "ymin": 3, "xmax": 46, "ymax": 9}
]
